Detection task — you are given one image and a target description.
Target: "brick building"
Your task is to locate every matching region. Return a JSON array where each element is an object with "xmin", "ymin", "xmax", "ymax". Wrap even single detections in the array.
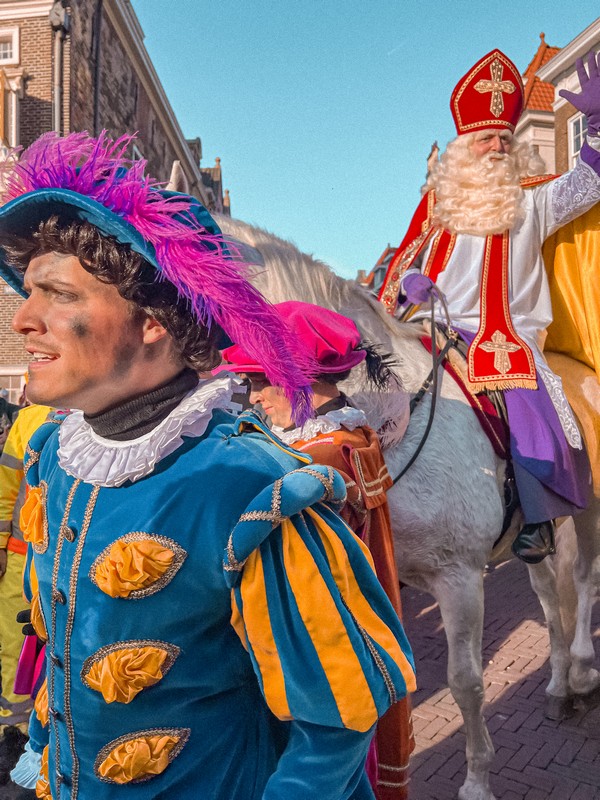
[
  {"xmin": 514, "ymin": 32, "xmax": 561, "ymax": 172},
  {"xmin": 517, "ymin": 17, "xmax": 600, "ymax": 173},
  {"xmin": 0, "ymin": 0, "xmax": 230, "ymax": 400}
]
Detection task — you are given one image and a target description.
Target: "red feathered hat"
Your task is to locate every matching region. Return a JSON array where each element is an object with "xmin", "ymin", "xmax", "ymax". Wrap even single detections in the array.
[{"xmin": 450, "ymin": 49, "xmax": 524, "ymax": 135}]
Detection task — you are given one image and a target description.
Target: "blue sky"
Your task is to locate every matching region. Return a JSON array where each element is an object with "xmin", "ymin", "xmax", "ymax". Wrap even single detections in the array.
[{"xmin": 131, "ymin": 2, "xmax": 597, "ymax": 278}]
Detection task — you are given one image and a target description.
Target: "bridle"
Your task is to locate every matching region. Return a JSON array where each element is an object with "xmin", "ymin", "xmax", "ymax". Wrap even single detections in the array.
[{"xmin": 391, "ymin": 290, "xmax": 457, "ymax": 484}]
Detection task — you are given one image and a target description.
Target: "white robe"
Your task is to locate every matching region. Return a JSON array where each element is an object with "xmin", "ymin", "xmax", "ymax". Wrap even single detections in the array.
[{"xmin": 403, "ymin": 145, "xmax": 600, "ymax": 447}]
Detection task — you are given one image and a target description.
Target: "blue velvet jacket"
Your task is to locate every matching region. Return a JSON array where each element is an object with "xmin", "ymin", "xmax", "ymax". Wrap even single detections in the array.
[{"xmin": 23, "ymin": 405, "xmax": 415, "ymax": 800}]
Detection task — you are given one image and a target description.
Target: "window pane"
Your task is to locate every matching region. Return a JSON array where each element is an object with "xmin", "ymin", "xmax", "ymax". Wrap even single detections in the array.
[
  {"xmin": 571, "ymin": 116, "xmax": 588, "ymax": 166},
  {"xmin": 0, "ymin": 39, "xmax": 12, "ymax": 60}
]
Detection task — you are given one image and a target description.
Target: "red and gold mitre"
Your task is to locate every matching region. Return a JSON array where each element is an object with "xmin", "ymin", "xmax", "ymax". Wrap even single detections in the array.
[{"xmin": 450, "ymin": 49, "xmax": 524, "ymax": 135}]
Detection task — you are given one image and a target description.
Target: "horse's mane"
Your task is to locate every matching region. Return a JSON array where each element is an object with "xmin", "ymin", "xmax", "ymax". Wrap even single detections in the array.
[
  {"xmin": 215, "ymin": 215, "xmax": 458, "ymax": 447},
  {"xmin": 217, "ymin": 215, "xmax": 417, "ymax": 353}
]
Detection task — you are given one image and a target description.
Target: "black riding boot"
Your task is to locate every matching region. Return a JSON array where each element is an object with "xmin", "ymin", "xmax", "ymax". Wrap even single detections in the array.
[{"xmin": 512, "ymin": 520, "xmax": 556, "ymax": 564}]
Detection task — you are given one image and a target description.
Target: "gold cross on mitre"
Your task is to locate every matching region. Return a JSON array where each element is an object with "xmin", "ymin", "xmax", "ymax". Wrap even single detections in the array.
[
  {"xmin": 474, "ymin": 58, "xmax": 516, "ymax": 118},
  {"xmin": 479, "ymin": 330, "xmax": 521, "ymax": 374}
]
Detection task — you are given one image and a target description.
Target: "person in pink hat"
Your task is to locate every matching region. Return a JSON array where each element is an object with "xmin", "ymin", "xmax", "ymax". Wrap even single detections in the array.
[{"xmin": 217, "ymin": 300, "xmax": 415, "ymax": 800}]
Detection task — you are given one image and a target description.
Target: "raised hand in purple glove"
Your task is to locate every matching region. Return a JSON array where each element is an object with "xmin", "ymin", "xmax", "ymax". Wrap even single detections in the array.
[
  {"xmin": 559, "ymin": 51, "xmax": 600, "ymax": 136},
  {"xmin": 402, "ymin": 272, "xmax": 436, "ymax": 305}
]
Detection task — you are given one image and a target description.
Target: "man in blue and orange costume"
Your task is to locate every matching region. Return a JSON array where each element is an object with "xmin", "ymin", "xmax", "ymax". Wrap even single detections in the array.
[
  {"xmin": 0, "ymin": 131, "xmax": 415, "ymax": 800},
  {"xmin": 378, "ymin": 49, "xmax": 600, "ymax": 564},
  {"xmin": 216, "ymin": 300, "xmax": 414, "ymax": 800}
]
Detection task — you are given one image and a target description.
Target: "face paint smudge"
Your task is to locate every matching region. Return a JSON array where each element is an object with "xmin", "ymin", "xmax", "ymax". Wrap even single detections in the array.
[{"xmin": 70, "ymin": 316, "xmax": 90, "ymax": 338}]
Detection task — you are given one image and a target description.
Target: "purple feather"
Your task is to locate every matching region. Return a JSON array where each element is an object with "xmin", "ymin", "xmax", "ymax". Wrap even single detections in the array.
[{"xmin": 3, "ymin": 131, "xmax": 315, "ymax": 422}]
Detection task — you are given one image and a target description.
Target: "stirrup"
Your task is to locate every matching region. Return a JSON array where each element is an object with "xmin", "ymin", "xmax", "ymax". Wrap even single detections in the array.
[{"xmin": 512, "ymin": 520, "xmax": 556, "ymax": 564}]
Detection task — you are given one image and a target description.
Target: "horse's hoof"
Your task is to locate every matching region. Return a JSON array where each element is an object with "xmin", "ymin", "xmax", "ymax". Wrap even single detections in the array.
[
  {"xmin": 458, "ymin": 784, "xmax": 496, "ymax": 800},
  {"xmin": 572, "ymin": 684, "xmax": 600, "ymax": 712},
  {"xmin": 569, "ymin": 667, "xmax": 600, "ymax": 697},
  {"xmin": 544, "ymin": 693, "xmax": 574, "ymax": 720}
]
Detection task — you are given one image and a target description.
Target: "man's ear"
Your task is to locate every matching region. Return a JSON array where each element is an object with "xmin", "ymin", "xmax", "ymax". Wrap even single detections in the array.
[{"xmin": 141, "ymin": 315, "xmax": 169, "ymax": 345}]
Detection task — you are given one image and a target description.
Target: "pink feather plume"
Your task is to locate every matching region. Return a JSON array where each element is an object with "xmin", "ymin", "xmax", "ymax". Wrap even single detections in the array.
[{"xmin": 3, "ymin": 131, "xmax": 315, "ymax": 422}]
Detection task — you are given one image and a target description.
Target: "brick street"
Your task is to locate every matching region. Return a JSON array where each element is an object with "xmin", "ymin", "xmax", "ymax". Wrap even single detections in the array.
[{"xmin": 403, "ymin": 557, "xmax": 600, "ymax": 800}]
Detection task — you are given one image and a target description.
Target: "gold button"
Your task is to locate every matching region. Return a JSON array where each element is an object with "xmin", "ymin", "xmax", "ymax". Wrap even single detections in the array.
[
  {"xmin": 52, "ymin": 589, "xmax": 66, "ymax": 605},
  {"xmin": 61, "ymin": 525, "xmax": 76, "ymax": 542}
]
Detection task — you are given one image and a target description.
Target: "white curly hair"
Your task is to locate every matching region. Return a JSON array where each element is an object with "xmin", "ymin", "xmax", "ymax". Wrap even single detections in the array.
[{"xmin": 424, "ymin": 130, "xmax": 547, "ymax": 235}]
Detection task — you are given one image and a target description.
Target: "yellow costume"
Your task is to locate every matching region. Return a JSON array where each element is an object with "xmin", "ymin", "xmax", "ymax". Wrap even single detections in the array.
[
  {"xmin": 0, "ymin": 404, "xmax": 51, "ymax": 724},
  {"xmin": 543, "ymin": 203, "xmax": 600, "ymax": 380},
  {"xmin": 543, "ymin": 204, "xmax": 600, "ymax": 492}
]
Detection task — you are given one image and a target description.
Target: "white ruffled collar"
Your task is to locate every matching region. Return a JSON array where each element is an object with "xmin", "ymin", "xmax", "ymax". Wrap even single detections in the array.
[
  {"xmin": 58, "ymin": 376, "xmax": 239, "ymax": 488},
  {"xmin": 273, "ymin": 405, "xmax": 368, "ymax": 446}
]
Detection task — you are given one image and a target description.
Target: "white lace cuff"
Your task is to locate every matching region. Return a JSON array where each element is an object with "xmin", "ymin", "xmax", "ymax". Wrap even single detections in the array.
[{"xmin": 10, "ymin": 741, "xmax": 43, "ymax": 789}]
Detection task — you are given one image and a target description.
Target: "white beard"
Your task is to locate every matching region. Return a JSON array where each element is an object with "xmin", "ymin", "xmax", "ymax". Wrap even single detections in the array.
[{"xmin": 428, "ymin": 146, "xmax": 526, "ymax": 236}]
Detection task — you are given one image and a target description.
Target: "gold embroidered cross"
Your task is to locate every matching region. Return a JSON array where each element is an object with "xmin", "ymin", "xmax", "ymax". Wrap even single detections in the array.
[
  {"xmin": 479, "ymin": 330, "xmax": 521, "ymax": 374},
  {"xmin": 474, "ymin": 59, "xmax": 516, "ymax": 118}
]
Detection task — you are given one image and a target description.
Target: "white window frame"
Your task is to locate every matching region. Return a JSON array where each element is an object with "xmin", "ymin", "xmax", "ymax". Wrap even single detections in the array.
[
  {"xmin": 0, "ymin": 27, "xmax": 20, "ymax": 67},
  {"xmin": 569, "ymin": 113, "xmax": 588, "ymax": 168},
  {"xmin": 2, "ymin": 80, "xmax": 20, "ymax": 148},
  {"xmin": 0, "ymin": 367, "xmax": 26, "ymax": 405}
]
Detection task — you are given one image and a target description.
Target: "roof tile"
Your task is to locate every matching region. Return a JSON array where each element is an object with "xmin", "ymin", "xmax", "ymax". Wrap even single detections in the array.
[{"xmin": 522, "ymin": 34, "xmax": 560, "ymax": 113}]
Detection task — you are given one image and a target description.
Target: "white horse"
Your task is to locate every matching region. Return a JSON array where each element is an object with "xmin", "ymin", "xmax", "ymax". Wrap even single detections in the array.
[{"xmin": 216, "ymin": 214, "xmax": 600, "ymax": 800}]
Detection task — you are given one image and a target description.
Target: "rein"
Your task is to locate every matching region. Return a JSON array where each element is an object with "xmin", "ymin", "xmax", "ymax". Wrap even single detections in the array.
[{"xmin": 391, "ymin": 291, "xmax": 457, "ymax": 485}]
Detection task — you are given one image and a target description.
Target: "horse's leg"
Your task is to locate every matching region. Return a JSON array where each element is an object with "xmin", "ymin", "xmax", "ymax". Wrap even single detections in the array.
[
  {"xmin": 570, "ymin": 555, "xmax": 600, "ymax": 694},
  {"xmin": 433, "ymin": 568, "xmax": 495, "ymax": 800},
  {"xmin": 526, "ymin": 524, "xmax": 575, "ymax": 719},
  {"xmin": 569, "ymin": 501, "xmax": 600, "ymax": 695}
]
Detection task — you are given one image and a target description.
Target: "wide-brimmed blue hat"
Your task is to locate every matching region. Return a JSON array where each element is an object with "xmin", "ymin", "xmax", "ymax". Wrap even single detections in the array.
[
  {"xmin": 0, "ymin": 131, "xmax": 314, "ymax": 421},
  {"xmin": 0, "ymin": 184, "xmax": 222, "ymax": 297}
]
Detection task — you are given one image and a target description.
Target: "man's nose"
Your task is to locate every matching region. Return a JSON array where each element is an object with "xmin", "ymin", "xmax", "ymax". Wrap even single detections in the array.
[
  {"xmin": 12, "ymin": 296, "xmax": 43, "ymax": 335},
  {"xmin": 249, "ymin": 388, "xmax": 261, "ymax": 404},
  {"xmin": 489, "ymin": 136, "xmax": 503, "ymax": 151}
]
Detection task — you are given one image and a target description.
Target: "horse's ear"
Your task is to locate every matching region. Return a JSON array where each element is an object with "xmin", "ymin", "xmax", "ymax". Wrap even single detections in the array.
[{"xmin": 166, "ymin": 160, "xmax": 190, "ymax": 193}]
